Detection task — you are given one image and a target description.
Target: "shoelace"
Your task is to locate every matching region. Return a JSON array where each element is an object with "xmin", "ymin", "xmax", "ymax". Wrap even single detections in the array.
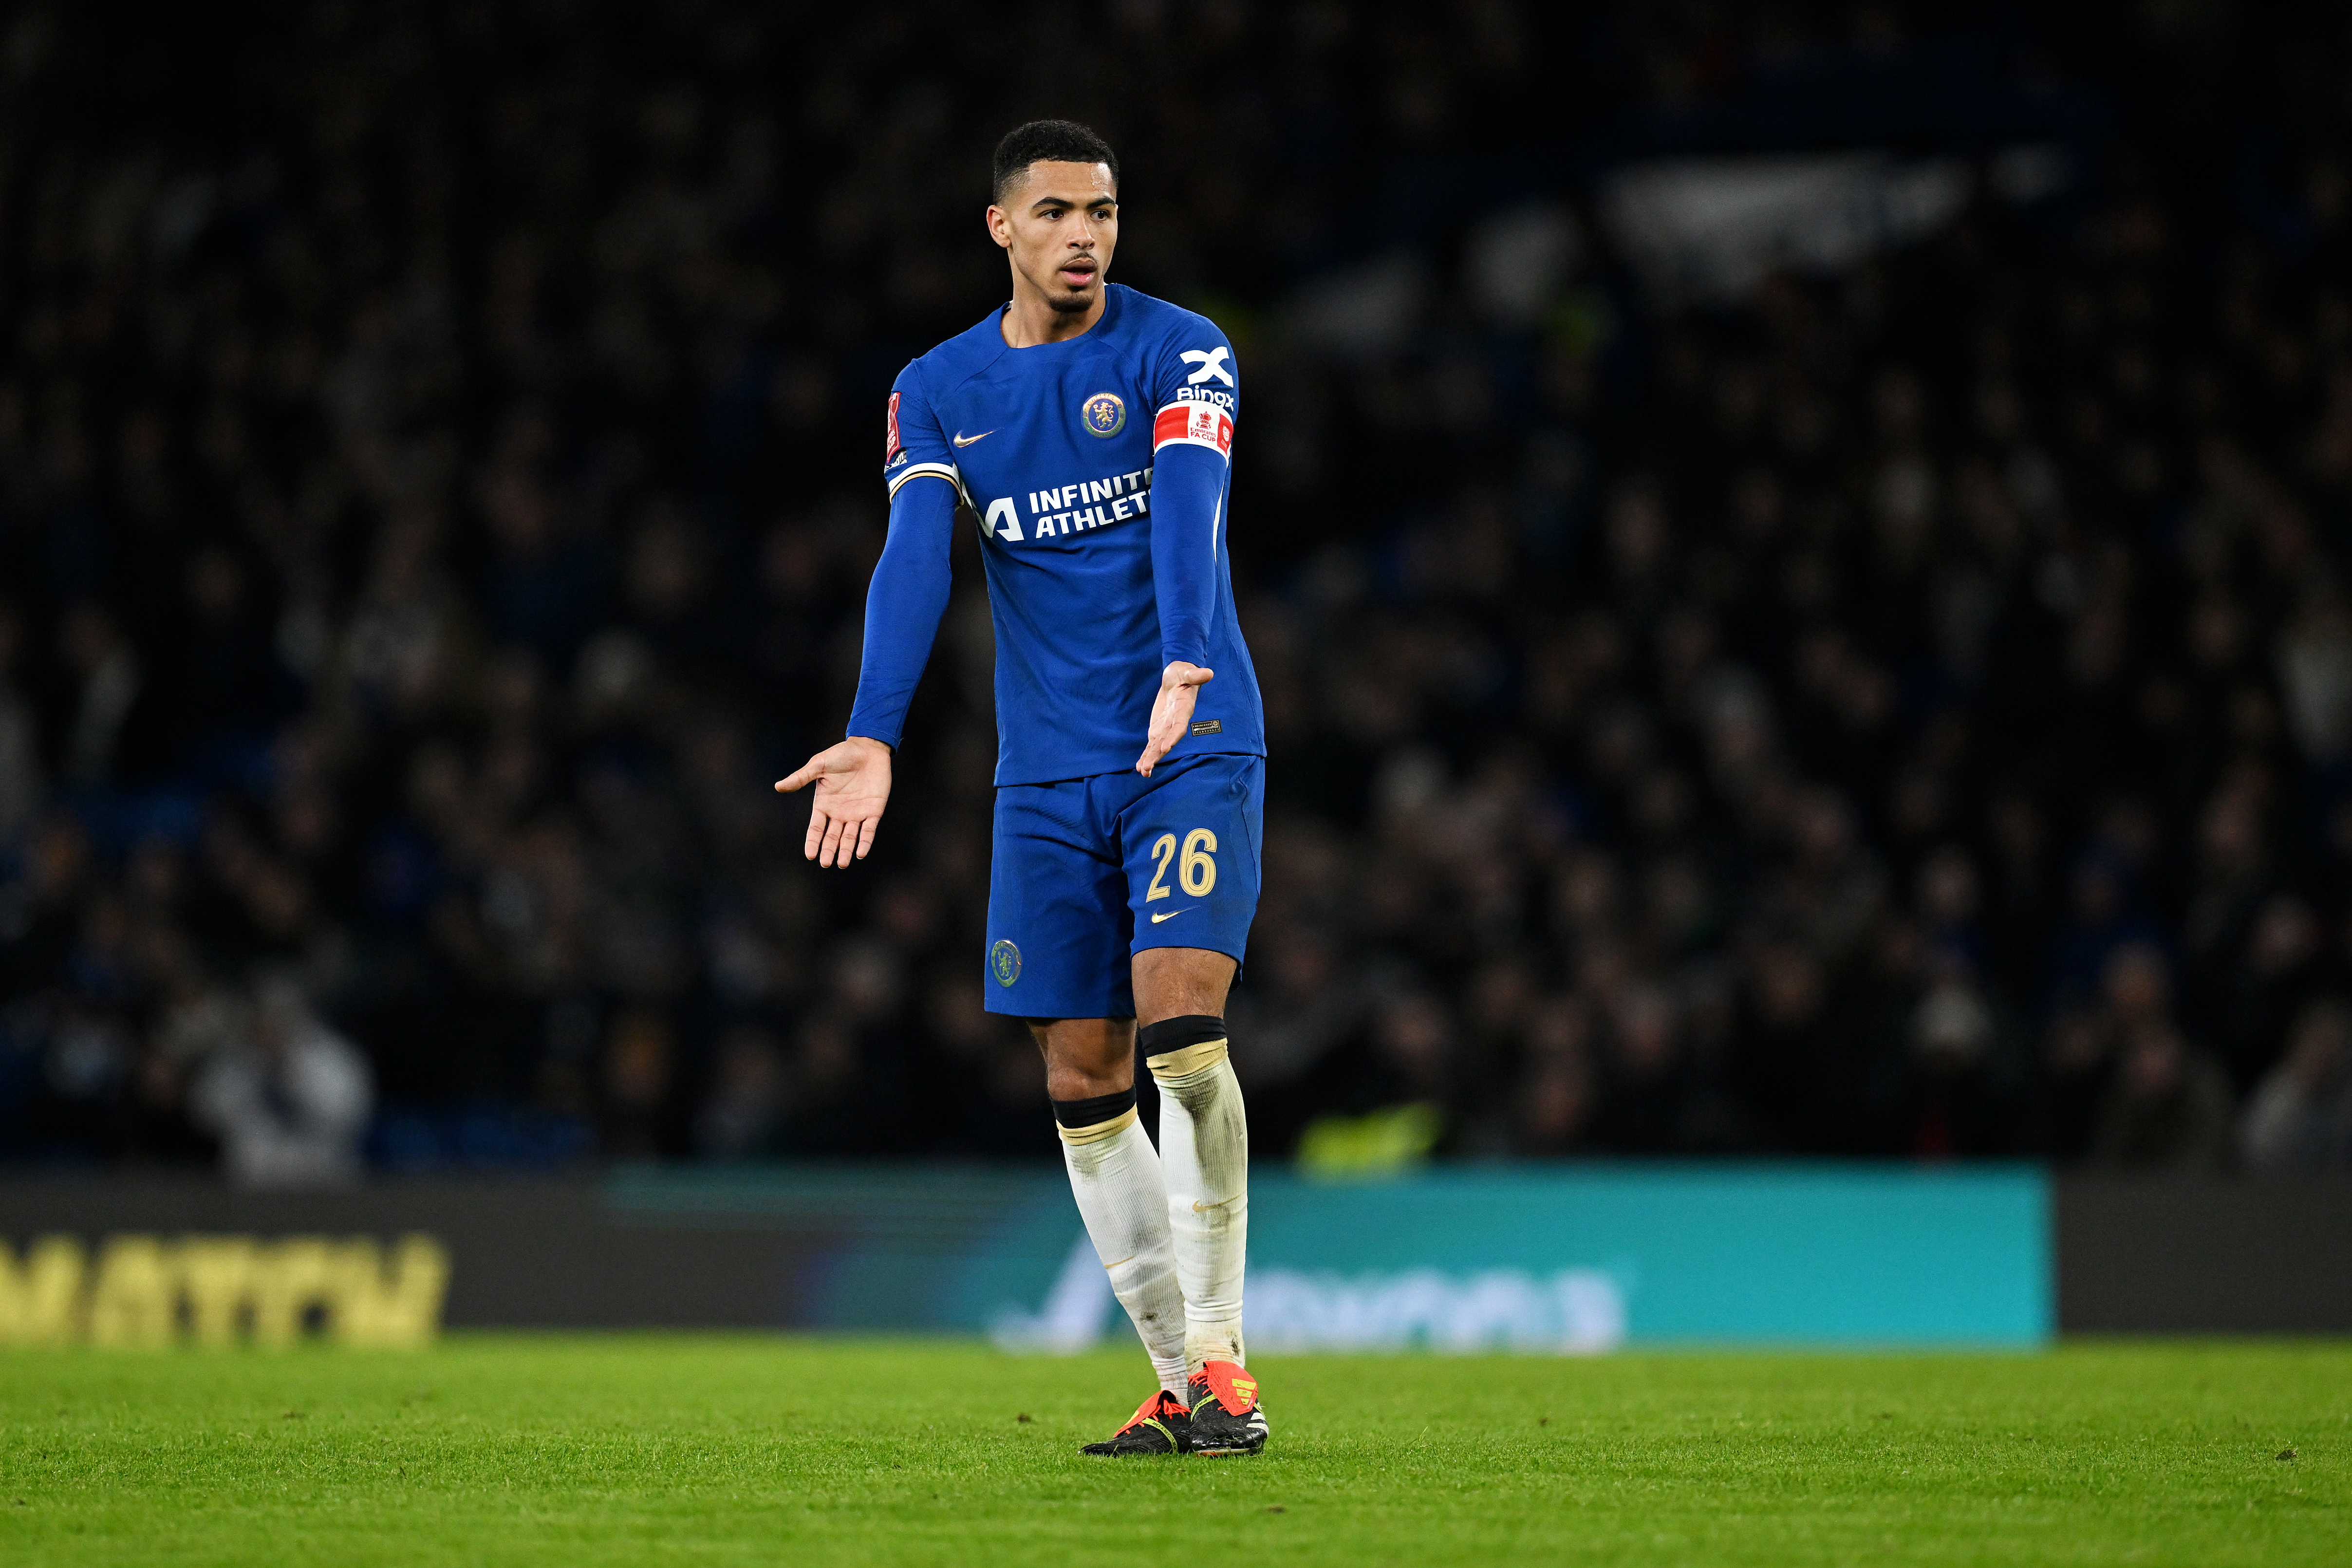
[{"xmin": 1118, "ymin": 1392, "xmax": 1178, "ymax": 1434}]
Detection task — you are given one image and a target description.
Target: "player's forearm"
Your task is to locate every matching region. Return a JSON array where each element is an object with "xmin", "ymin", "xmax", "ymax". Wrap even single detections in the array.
[
  {"xmin": 844, "ymin": 477, "xmax": 957, "ymax": 748},
  {"xmin": 1147, "ymin": 444, "xmax": 1226, "ymax": 670}
]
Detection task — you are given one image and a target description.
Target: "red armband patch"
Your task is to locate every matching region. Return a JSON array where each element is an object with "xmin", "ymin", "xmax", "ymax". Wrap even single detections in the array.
[{"xmin": 1152, "ymin": 399, "xmax": 1235, "ymax": 458}]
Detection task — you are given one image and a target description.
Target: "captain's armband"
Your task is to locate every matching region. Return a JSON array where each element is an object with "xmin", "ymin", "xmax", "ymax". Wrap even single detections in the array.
[{"xmin": 1151, "ymin": 399, "xmax": 1235, "ymax": 460}]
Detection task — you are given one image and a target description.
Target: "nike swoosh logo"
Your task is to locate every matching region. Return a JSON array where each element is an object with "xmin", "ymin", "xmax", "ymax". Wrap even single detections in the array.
[
  {"xmin": 1150, "ymin": 908, "xmax": 1192, "ymax": 924},
  {"xmin": 1191, "ymin": 1194, "xmax": 1241, "ymax": 1213},
  {"xmin": 952, "ymin": 429, "xmax": 995, "ymax": 447}
]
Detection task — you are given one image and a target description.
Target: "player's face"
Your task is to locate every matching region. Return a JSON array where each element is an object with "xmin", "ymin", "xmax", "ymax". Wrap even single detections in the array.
[{"xmin": 987, "ymin": 161, "xmax": 1118, "ymax": 315}]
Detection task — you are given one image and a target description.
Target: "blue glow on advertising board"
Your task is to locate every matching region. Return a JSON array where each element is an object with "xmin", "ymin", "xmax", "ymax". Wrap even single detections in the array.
[{"xmin": 605, "ymin": 1162, "xmax": 2053, "ymax": 1349}]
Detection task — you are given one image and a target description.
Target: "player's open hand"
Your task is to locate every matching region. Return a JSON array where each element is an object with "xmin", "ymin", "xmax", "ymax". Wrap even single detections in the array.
[
  {"xmin": 1136, "ymin": 661, "xmax": 1213, "ymax": 777},
  {"xmin": 776, "ymin": 736, "xmax": 894, "ymax": 868}
]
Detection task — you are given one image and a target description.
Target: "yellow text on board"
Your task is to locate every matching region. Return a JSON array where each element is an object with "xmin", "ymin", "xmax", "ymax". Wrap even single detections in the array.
[{"xmin": 0, "ymin": 1233, "xmax": 450, "ymax": 1348}]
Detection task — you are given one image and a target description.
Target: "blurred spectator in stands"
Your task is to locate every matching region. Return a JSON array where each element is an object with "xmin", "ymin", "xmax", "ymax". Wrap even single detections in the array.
[
  {"xmin": 600, "ymin": 1009, "xmax": 675, "ymax": 1159},
  {"xmin": 2242, "ymin": 999, "xmax": 2352, "ymax": 1169},
  {"xmin": 1879, "ymin": 959, "xmax": 2029, "ymax": 1158},
  {"xmin": 1517, "ymin": 993, "xmax": 1599, "ymax": 1153},
  {"xmin": 693, "ymin": 1023, "xmax": 786, "ymax": 1161},
  {"xmin": 2090, "ymin": 1018, "xmax": 2238, "ymax": 1172},
  {"xmin": 1362, "ymin": 991, "xmax": 1461, "ymax": 1129},
  {"xmin": 0, "ymin": 606, "xmax": 41, "ymax": 842},
  {"xmin": 1226, "ymin": 924, "xmax": 1366, "ymax": 1110},
  {"xmin": 2049, "ymin": 941, "xmax": 2174, "ymax": 1160},
  {"xmin": 1592, "ymin": 982, "xmax": 1696, "ymax": 1153},
  {"xmin": 2218, "ymin": 893, "xmax": 2327, "ymax": 1092},
  {"xmin": 188, "ymin": 975, "xmax": 373, "ymax": 1185},
  {"xmin": 57, "ymin": 604, "xmax": 152, "ymax": 788},
  {"xmin": 919, "ymin": 966, "xmax": 1045, "ymax": 1157},
  {"xmin": 2275, "ymin": 586, "xmax": 2352, "ymax": 767}
]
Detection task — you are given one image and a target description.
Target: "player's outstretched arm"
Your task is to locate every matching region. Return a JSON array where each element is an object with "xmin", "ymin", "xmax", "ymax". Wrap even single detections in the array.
[
  {"xmin": 1136, "ymin": 661, "xmax": 1213, "ymax": 776},
  {"xmin": 792, "ymin": 420, "xmax": 956, "ymax": 868},
  {"xmin": 776, "ymin": 736, "xmax": 894, "ymax": 868}
]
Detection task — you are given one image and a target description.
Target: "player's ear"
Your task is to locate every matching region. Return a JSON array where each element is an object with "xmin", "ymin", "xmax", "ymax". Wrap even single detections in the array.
[{"xmin": 984, "ymin": 205, "xmax": 1012, "ymax": 250}]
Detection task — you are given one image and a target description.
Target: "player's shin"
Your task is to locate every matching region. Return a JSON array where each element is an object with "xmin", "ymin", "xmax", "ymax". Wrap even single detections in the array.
[
  {"xmin": 1141, "ymin": 1016, "xmax": 1248, "ymax": 1375},
  {"xmin": 1054, "ymin": 1087, "xmax": 1189, "ymax": 1399}
]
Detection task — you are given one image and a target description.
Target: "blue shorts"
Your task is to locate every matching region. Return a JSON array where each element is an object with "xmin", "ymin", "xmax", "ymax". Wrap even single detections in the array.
[{"xmin": 984, "ymin": 752, "xmax": 1265, "ymax": 1019}]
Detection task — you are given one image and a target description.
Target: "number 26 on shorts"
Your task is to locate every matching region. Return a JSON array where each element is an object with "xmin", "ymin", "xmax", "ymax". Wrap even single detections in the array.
[{"xmin": 1145, "ymin": 828, "xmax": 1217, "ymax": 900}]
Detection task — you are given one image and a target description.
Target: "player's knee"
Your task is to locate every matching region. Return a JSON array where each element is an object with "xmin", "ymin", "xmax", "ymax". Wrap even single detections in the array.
[
  {"xmin": 1140, "ymin": 1014, "xmax": 1228, "ymax": 1079},
  {"xmin": 1051, "ymin": 1085, "xmax": 1138, "ymax": 1147},
  {"xmin": 1133, "ymin": 947, "xmax": 1238, "ymax": 1019},
  {"xmin": 1034, "ymin": 1015, "xmax": 1139, "ymax": 1100}
]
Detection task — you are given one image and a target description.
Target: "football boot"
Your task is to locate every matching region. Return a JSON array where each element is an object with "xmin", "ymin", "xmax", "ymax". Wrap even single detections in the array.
[
  {"xmin": 1186, "ymin": 1361, "xmax": 1268, "ymax": 1456},
  {"xmin": 1080, "ymin": 1389, "xmax": 1191, "ymax": 1456}
]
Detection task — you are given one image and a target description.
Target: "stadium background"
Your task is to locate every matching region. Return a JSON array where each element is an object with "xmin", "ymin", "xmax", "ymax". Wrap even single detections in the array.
[{"xmin": 0, "ymin": 0, "xmax": 2349, "ymax": 1196}]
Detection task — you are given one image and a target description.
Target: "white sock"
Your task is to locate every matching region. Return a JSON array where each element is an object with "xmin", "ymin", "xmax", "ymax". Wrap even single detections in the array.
[
  {"xmin": 1058, "ymin": 1103, "xmax": 1189, "ymax": 1399},
  {"xmin": 1149, "ymin": 1038, "xmax": 1248, "ymax": 1376}
]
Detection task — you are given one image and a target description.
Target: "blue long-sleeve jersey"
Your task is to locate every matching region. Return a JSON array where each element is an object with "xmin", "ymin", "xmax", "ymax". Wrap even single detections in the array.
[{"xmin": 846, "ymin": 284, "xmax": 1265, "ymax": 787}]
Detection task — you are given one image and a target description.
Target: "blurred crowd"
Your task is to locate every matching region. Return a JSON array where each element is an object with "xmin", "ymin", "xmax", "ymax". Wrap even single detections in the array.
[{"xmin": 4, "ymin": 1, "xmax": 2352, "ymax": 1176}]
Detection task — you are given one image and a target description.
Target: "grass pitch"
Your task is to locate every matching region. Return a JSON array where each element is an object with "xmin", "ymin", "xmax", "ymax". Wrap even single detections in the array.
[{"xmin": 0, "ymin": 1337, "xmax": 2344, "ymax": 1565}]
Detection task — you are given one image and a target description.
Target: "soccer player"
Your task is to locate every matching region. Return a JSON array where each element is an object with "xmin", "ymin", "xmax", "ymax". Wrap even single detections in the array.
[{"xmin": 776, "ymin": 121, "xmax": 1267, "ymax": 1457}]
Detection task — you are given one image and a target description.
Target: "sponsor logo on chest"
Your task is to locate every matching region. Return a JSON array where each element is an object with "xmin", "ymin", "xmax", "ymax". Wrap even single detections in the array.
[{"xmin": 979, "ymin": 468, "xmax": 1154, "ymax": 543}]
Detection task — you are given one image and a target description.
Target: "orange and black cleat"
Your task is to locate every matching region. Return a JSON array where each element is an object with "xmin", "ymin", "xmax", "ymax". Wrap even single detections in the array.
[
  {"xmin": 1081, "ymin": 1389, "xmax": 1191, "ymax": 1456},
  {"xmin": 1186, "ymin": 1361, "xmax": 1268, "ymax": 1456}
]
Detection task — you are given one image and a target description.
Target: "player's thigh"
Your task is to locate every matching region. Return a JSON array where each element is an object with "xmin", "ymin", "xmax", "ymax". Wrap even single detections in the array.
[
  {"xmin": 1121, "ymin": 753, "xmax": 1263, "ymax": 969},
  {"xmin": 986, "ymin": 783, "xmax": 1136, "ymax": 1020}
]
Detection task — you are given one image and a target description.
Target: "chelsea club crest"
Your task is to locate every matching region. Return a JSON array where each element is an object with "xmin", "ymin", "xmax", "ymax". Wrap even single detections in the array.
[
  {"xmin": 1080, "ymin": 392, "xmax": 1125, "ymax": 437},
  {"xmin": 990, "ymin": 939, "xmax": 1022, "ymax": 987}
]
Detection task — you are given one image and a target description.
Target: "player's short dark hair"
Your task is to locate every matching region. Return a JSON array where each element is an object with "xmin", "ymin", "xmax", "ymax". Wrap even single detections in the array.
[{"xmin": 991, "ymin": 120, "xmax": 1118, "ymax": 205}]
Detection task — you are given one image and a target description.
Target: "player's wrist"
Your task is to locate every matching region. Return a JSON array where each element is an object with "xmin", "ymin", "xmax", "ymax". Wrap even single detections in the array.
[{"xmin": 842, "ymin": 732, "xmax": 897, "ymax": 756}]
